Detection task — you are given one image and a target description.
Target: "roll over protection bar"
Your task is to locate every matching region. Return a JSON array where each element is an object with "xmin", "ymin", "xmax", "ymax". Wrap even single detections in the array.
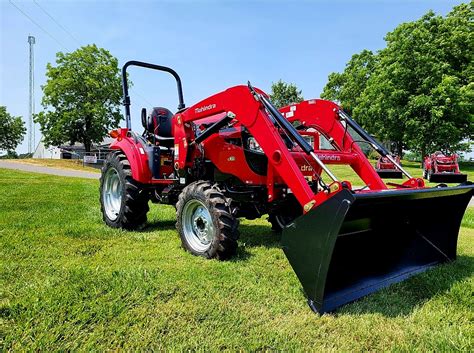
[{"xmin": 122, "ymin": 60, "xmax": 185, "ymax": 129}]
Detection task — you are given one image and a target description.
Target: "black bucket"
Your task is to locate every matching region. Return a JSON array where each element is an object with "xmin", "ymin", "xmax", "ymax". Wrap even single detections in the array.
[
  {"xmin": 376, "ymin": 170, "xmax": 403, "ymax": 179},
  {"xmin": 281, "ymin": 184, "xmax": 474, "ymax": 313},
  {"xmin": 429, "ymin": 173, "xmax": 467, "ymax": 183}
]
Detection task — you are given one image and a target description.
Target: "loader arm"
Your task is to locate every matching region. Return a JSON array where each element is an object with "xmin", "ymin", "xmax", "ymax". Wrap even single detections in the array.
[
  {"xmin": 173, "ymin": 85, "xmax": 342, "ymax": 212},
  {"xmin": 280, "ymin": 100, "xmax": 388, "ymax": 190}
]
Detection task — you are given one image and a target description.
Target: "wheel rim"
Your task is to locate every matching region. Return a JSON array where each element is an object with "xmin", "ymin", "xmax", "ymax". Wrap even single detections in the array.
[
  {"xmin": 275, "ymin": 214, "xmax": 294, "ymax": 229},
  {"xmin": 182, "ymin": 199, "xmax": 215, "ymax": 252},
  {"xmin": 103, "ymin": 167, "xmax": 122, "ymax": 221}
]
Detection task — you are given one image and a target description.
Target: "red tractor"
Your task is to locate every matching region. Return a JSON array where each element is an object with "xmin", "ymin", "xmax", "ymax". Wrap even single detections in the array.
[
  {"xmin": 100, "ymin": 61, "xmax": 473, "ymax": 313},
  {"xmin": 375, "ymin": 155, "xmax": 403, "ymax": 179},
  {"xmin": 423, "ymin": 151, "xmax": 467, "ymax": 183}
]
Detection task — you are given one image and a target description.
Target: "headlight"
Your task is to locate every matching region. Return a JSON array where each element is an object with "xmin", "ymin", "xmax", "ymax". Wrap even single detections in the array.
[{"xmin": 247, "ymin": 137, "xmax": 263, "ymax": 153}]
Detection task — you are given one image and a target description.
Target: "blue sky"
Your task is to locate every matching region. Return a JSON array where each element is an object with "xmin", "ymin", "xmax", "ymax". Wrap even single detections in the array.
[{"xmin": 1, "ymin": 0, "xmax": 465, "ymax": 153}]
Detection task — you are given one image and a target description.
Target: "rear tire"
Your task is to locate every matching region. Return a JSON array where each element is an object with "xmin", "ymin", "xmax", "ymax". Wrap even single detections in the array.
[
  {"xmin": 267, "ymin": 213, "xmax": 296, "ymax": 233},
  {"xmin": 176, "ymin": 181, "xmax": 238, "ymax": 260},
  {"xmin": 427, "ymin": 170, "xmax": 433, "ymax": 182},
  {"xmin": 100, "ymin": 151, "xmax": 149, "ymax": 229},
  {"xmin": 268, "ymin": 197, "xmax": 302, "ymax": 233}
]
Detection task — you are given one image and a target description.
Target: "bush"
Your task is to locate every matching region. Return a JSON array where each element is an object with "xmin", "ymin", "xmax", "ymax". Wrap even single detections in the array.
[
  {"xmin": 366, "ymin": 150, "xmax": 380, "ymax": 160},
  {"xmin": 404, "ymin": 151, "xmax": 421, "ymax": 162},
  {"xmin": 0, "ymin": 151, "xmax": 19, "ymax": 159}
]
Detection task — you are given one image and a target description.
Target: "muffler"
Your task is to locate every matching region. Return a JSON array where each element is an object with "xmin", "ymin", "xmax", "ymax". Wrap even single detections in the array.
[{"xmin": 281, "ymin": 184, "xmax": 474, "ymax": 313}]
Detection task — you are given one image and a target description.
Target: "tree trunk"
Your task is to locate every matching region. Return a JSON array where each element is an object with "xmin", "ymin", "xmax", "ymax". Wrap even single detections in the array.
[
  {"xmin": 84, "ymin": 115, "xmax": 92, "ymax": 152},
  {"xmin": 397, "ymin": 141, "xmax": 403, "ymax": 158},
  {"xmin": 84, "ymin": 139, "xmax": 91, "ymax": 152},
  {"xmin": 420, "ymin": 146, "xmax": 426, "ymax": 168}
]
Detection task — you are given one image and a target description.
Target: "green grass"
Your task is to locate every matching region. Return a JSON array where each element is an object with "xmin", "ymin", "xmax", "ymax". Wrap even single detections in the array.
[
  {"xmin": 462, "ymin": 207, "xmax": 474, "ymax": 229},
  {"xmin": 1, "ymin": 169, "xmax": 473, "ymax": 351}
]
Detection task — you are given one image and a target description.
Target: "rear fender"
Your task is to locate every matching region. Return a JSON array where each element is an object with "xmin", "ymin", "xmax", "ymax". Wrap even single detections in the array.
[{"xmin": 109, "ymin": 130, "xmax": 153, "ymax": 183}]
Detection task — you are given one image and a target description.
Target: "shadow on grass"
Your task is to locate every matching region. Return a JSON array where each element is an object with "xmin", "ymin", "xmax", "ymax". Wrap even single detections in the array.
[
  {"xmin": 335, "ymin": 254, "xmax": 474, "ymax": 317},
  {"xmin": 140, "ymin": 219, "xmax": 177, "ymax": 232},
  {"xmin": 231, "ymin": 223, "xmax": 281, "ymax": 260}
]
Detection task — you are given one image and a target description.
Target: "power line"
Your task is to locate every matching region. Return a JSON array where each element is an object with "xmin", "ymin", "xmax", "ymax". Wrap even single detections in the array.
[
  {"xmin": 32, "ymin": 0, "xmax": 81, "ymax": 46},
  {"xmin": 23, "ymin": 1, "xmax": 152, "ymax": 108},
  {"xmin": 8, "ymin": 0, "xmax": 69, "ymax": 50},
  {"xmin": 129, "ymin": 87, "xmax": 154, "ymax": 107},
  {"xmin": 11, "ymin": 0, "xmax": 154, "ymax": 125}
]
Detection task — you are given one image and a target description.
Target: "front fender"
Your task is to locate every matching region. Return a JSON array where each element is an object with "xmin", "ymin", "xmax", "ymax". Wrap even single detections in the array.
[{"xmin": 110, "ymin": 132, "xmax": 152, "ymax": 184}]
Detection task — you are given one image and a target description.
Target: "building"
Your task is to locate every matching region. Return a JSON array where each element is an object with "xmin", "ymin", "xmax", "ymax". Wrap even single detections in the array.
[
  {"xmin": 33, "ymin": 137, "xmax": 114, "ymax": 165},
  {"xmin": 32, "ymin": 137, "xmax": 61, "ymax": 159}
]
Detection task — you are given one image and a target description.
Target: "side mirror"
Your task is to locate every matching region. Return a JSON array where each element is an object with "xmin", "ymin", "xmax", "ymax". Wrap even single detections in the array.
[{"xmin": 141, "ymin": 108, "xmax": 147, "ymax": 129}]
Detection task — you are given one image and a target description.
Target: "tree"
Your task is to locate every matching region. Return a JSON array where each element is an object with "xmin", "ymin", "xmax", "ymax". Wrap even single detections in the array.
[
  {"xmin": 321, "ymin": 50, "xmax": 377, "ymax": 115},
  {"xmin": 35, "ymin": 45, "xmax": 123, "ymax": 152},
  {"xmin": 0, "ymin": 106, "xmax": 26, "ymax": 154},
  {"xmin": 356, "ymin": 4, "xmax": 473, "ymax": 157},
  {"xmin": 321, "ymin": 2, "xmax": 473, "ymax": 158},
  {"xmin": 269, "ymin": 80, "xmax": 304, "ymax": 108}
]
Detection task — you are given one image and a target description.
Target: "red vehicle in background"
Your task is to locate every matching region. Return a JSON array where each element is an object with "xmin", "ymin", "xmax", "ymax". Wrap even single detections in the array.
[
  {"xmin": 423, "ymin": 151, "xmax": 467, "ymax": 183},
  {"xmin": 375, "ymin": 155, "xmax": 403, "ymax": 179}
]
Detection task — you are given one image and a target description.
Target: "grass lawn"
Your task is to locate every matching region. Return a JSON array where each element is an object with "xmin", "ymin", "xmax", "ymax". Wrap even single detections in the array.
[
  {"xmin": 6, "ymin": 158, "xmax": 100, "ymax": 173},
  {"xmin": 1, "ymin": 169, "xmax": 473, "ymax": 350}
]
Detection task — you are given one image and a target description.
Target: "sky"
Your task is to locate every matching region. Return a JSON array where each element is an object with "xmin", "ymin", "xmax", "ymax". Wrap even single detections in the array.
[{"xmin": 0, "ymin": 0, "xmax": 466, "ymax": 154}]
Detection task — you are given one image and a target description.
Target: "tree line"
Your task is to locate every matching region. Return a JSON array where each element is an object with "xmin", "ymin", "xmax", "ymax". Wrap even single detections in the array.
[{"xmin": 321, "ymin": 2, "xmax": 473, "ymax": 157}]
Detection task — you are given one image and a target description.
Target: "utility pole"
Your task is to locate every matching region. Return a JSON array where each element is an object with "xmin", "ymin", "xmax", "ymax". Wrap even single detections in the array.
[{"xmin": 28, "ymin": 35, "xmax": 36, "ymax": 154}]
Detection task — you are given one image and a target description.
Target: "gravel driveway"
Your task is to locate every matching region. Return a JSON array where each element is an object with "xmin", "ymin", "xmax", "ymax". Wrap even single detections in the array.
[{"xmin": 0, "ymin": 160, "xmax": 99, "ymax": 179}]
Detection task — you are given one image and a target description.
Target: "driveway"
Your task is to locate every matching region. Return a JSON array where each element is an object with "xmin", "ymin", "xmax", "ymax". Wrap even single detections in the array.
[{"xmin": 0, "ymin": 160, "xmax": 99, "ymax": 179}]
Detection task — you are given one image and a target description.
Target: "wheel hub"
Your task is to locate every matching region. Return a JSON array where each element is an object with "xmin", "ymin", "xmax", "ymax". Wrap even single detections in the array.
[
  {"xmin": 182, "ymin": 200, "xmax": 215, "ymax": 252},
  {"xmin": 102, "ymin": 167, "xmax": 122, "ymax": 221}
]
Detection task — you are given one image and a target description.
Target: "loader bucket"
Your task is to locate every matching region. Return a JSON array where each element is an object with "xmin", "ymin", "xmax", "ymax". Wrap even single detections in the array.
[
  {"xmin": 281, "ymin": 184, "xmax": 474, "ymax": 314},
  {"xmin": 429, "ymin": 173, "xmax": 467, "ymax": 184},
  {"xmin": 376, "ymin": 170, "xmax": 403, "ymax": 179}
]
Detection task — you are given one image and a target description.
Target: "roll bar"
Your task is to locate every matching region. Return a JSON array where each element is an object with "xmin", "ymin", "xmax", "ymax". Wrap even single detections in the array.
[{"xmin": 122, "ymin": 60, "xmax": 185, "ymax": 129}]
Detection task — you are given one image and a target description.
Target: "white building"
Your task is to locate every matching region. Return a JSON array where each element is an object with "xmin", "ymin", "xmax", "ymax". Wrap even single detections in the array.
[{"xmin": 32, "ymin": 138, "xmax": 61, "ymax": 159}]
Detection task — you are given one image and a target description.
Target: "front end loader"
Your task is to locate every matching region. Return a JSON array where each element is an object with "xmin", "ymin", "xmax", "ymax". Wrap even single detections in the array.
[
  {"xmin": 424, "ymin": 152, "xmax": 468, "ymax": 183},
  {"xmin": 99, "ymin": 61, "xmax": 473, "ymax": 313},
  {"xmin": 375, "ymin": 155, "xmax": 403, "ymax": 179}
]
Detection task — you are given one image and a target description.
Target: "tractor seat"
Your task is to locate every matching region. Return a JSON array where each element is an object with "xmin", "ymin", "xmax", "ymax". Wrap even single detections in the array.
[{"xmin": 144, "ymin": 107, "xmax": 175, "ymax": 147}]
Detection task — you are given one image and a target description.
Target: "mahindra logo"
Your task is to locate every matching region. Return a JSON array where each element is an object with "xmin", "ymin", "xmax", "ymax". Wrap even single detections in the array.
[
  {"xmin": 318, "ymin": 154, "xmax": 341, "ymax": 161},
  {"xmin": 195, "ymin": 103, "xmax": 216, "ymax": 114}
]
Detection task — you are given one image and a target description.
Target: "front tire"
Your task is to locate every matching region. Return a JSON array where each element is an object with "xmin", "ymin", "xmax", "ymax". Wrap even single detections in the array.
[
  {"xmin": 427, "ymin": 169, "xmax": 433, "ymax": 182},
  {"xmin": 423, "ymin": 164, "xmax": 429, "ymax": 179},
  {"xmin": 100, "ymin": 151, "xmax": 149, "ymax": 229},
  {"xmin": 176, "ymin": 181, "xmax": 238, "ymax": 260}
]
